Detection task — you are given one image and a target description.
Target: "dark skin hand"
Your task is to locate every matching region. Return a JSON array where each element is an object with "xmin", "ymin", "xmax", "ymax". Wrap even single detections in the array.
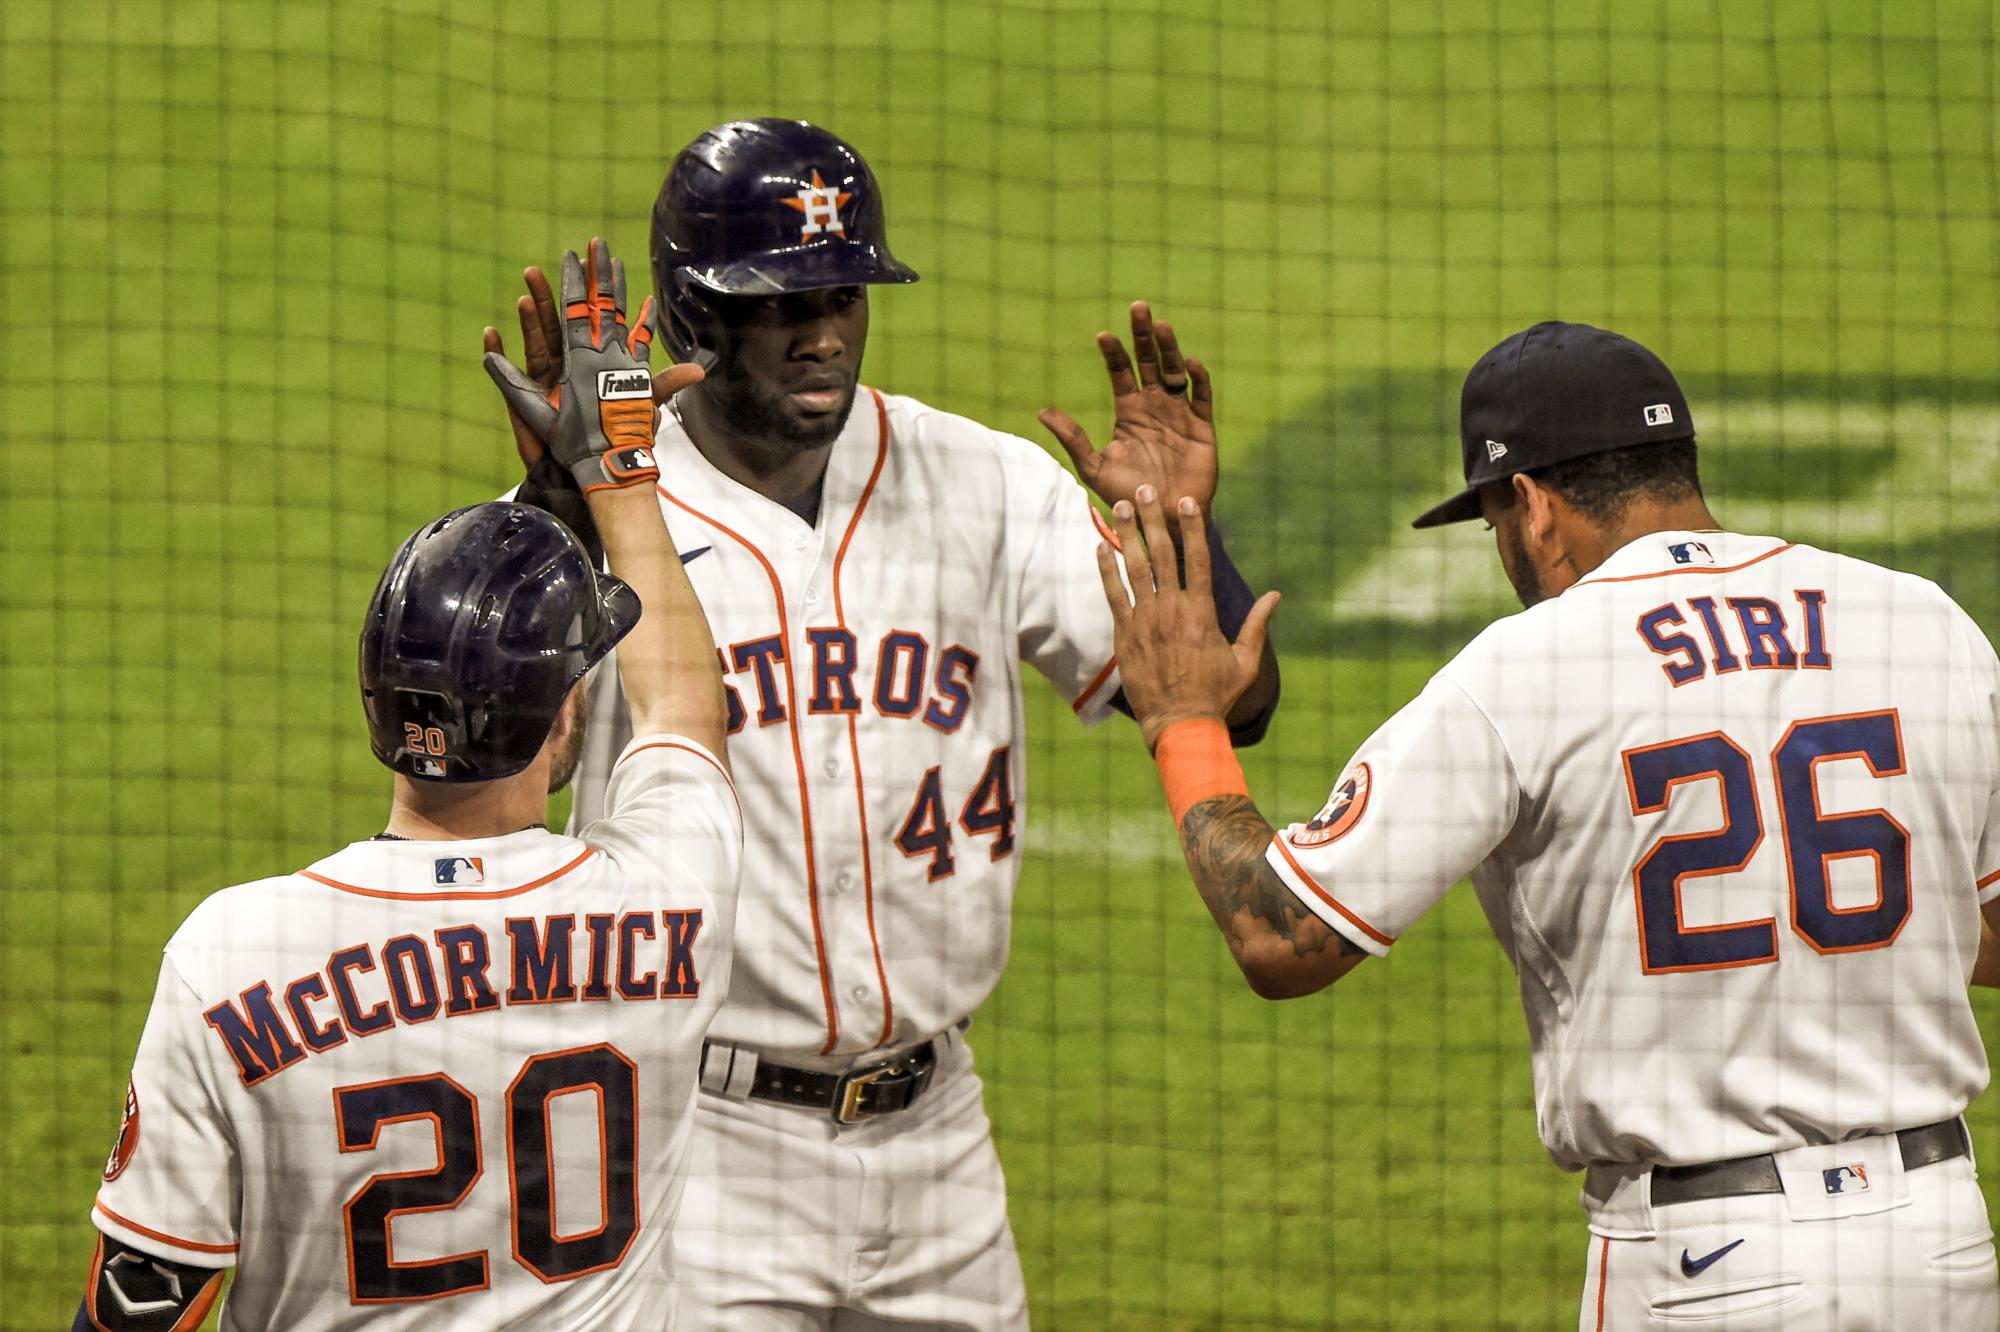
[
  {"xmin": 1096, "ymin": 487, "xmax": 1365, "ymax": 999},
  {"xmin": 1039, "ymin": 301, "xmax": 1218, "ymax": 519},
  {"xmin": 1044, "ymin": 302, "xmax": 1280, "ymax": 730}
]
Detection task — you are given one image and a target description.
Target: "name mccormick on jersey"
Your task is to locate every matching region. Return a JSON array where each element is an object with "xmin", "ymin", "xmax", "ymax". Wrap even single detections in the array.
[{"xmin": 202, "ymin": 907, "xmax": 704, "ymax": 1087}]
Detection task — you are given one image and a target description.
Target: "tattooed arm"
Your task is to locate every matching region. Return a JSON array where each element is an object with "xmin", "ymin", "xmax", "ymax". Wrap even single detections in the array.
[
  {"xmin": 1179, "ymin": 794, "xmax": 1369, "ymax": 998},
  {"xmin": 1089, "ymin": 486, "xmax": 1365, "ymax": 995}
]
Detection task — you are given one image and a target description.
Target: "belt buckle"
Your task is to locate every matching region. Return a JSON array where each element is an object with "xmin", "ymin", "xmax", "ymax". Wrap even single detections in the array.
[{"xmin": 833, "ymin": 1058, "xmax": 908, "ymax": 1125}]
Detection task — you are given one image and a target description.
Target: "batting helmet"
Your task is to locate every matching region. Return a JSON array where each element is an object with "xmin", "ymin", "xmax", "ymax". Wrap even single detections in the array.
[
  {"xmin": 358, "ymin": 503, "xmax": 639, "ymax": 783},
  {"xmin": 649, "ymin": 118, "xmax": 919, "ymax": 367}
]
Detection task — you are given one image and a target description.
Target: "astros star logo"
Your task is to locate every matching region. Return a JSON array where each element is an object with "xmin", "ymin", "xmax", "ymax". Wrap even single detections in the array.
[{"xmin": 782, "ymin": 169, "xmax": 851, "ymax": 241}]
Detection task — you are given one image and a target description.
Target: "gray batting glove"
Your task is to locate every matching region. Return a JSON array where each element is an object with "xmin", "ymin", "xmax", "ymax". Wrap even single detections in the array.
[{"xmin": 484, "ymin": 236, "xmax": 660, "ymax": 494}]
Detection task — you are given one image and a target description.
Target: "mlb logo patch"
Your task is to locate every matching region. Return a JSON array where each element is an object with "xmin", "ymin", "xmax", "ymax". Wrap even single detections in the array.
[
  {"xmin": 1822, "ymin": 1163, "xmax": 1869, "ymax": 1195},
  {"xmin": 1668, "ymin": 540, "xmax": 1714, "ymax": 565},
  {"xmin": 1644, "ymin": 403, "xmax": 1675, "ymax": 427},
  {"xmin": 434, "ymin": 856, "xmax": 484, "ymax": 886}
]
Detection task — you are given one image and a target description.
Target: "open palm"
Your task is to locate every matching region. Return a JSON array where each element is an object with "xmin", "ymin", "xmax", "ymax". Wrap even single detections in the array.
[{"xmin": 1040, "ymin": 301, "xmax": 1219, "ymax": 515}]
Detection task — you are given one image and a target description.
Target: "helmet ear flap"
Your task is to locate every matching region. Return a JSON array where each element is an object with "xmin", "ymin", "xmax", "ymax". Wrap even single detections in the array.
[{"xmin": 664, "ymin": 272, "xmax": 723, "ymax": 372}]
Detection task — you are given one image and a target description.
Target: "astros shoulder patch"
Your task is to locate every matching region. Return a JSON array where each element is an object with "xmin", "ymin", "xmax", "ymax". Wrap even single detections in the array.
[{"xmin": 1293, "ymin": 763, "xmax": 1371, "ymax": 847}]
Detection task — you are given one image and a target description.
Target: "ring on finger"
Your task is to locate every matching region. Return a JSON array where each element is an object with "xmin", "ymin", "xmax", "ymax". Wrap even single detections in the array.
[{"xmin": 1159, "ymin": 377, "xmax": 1188, "ymax": 395}]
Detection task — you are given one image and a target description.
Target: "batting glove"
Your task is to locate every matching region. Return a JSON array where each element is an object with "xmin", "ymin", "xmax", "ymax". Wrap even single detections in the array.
[{"xmin": 484, "ymin": 236, "xmax": 660, "ymax": 494}]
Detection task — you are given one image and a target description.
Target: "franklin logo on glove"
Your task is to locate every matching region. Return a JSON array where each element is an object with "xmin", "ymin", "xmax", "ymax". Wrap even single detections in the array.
[{"xmin": 599, "ymin": 369, "xmax": 652, "ymax": 400}]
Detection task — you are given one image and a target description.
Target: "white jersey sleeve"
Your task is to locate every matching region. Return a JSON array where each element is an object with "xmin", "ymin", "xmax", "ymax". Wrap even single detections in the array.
[
  {"xmin": 92, "ymin": 953, "xmax": 242, "ymax": 1267},
  {"xmin": 579, "ymin": 734, "xmax": 743, "ymax": 906},
  {"xmin": 1265, "ymin": 674, "xmax": 1520, "ymax": 956},
  {"xmin": 1005, "ymin": 445, "xmax": 1123, "ymax": 725}
]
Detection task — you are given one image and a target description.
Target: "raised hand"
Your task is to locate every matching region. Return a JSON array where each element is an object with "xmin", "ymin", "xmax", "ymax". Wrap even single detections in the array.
[
  {"xmin": 1096, "ymin": 484, "xmax": 1279, "ymax": 754},
  {"xmin": 481, "ymin": 265, "xmax": 562, "ymax": 468},
  {"xmin": 484, "ymin": 237, "xmax": 702, "ymax": 493},
  {"xmin": 1040, "ymin": 301, "xmax": 1220, "ymax": 522}
]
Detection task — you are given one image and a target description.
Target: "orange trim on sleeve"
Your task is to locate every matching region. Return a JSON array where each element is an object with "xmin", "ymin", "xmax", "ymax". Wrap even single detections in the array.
[
  {"xmin": 1269, "ymin": 836, "xmax": 1395, "ymax": 948},
  {"xmin": 1979, "ymin": 868, "xmax": 2000, "ymax": 890},
  {"xmin": 93, "ymin": 1199, "xmax": 239, "ymax": 1255},
  {"xmin": 1071, "ymin": 655, "xmax": 1119, "ymax": 714},
  {"xmin": 299, "ymin": 848, "xmax": 595, "ymax": 901},
  {"xmin": 1089, "ymin": 502, "xmax": 1123, "ymax": 551},
  {"xmin": 830, "ymin": 388, "xmax": 899, "ymax": 1049},
  {"xmin": 1574, "ymin": 543, "xmax": 1794, "ymax": 588}
]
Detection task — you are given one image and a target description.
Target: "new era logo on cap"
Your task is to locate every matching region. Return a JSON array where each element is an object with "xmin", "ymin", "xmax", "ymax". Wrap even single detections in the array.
[{"xmin": 1412, "ymin": 321, "xmax": 1694, "ymax": 529}]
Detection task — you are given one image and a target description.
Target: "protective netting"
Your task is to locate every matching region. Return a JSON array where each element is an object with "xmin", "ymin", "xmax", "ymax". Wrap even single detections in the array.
[{"xmin": 3, "ymin": 1, "xmax": 1997, "ymax": 1326}]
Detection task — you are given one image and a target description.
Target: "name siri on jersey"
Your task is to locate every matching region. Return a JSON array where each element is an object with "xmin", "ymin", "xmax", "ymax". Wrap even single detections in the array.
[
  {"xmin": 720, "ymin": 629, "xmax": 978, "ymax": 731},
  {"xmin": 1636, "ymin": 587, "xmax": 1833, "ymax": 686},
  {"xmin": 202, "ymin": 910, "xmax": 704, "ymax": 1087}
]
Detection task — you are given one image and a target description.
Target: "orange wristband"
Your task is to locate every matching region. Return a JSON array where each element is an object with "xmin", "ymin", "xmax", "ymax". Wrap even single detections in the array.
[{"xmin": 1154, "ymin": 718, "xmax": 1249, "ymax": 826}]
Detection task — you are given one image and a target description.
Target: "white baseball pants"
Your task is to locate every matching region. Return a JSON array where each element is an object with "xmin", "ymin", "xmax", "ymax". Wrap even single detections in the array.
[
  {"xmin": 1581, "ymin": 1137, "xmax": 1997, "ymax": 1329},
  {"xmin": 668, "ymin": 1028, "xmax": 1029, "ymax": 1331}
]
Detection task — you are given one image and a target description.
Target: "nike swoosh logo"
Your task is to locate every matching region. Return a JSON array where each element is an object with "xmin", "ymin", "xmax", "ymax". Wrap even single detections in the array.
[
  {"xmin": 679, "ymin": 546, "xmax": 711, "ymax": 565},
  {"xmin": 1680, "ymin": 1238, "xmax": 1745, "ymax": 1278}
]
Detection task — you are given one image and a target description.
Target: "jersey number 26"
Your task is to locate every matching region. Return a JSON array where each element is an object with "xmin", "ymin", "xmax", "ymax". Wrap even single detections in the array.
[{"xmin": 1621, "ymin": 709, "xmax": 1909, "ymax": 974}]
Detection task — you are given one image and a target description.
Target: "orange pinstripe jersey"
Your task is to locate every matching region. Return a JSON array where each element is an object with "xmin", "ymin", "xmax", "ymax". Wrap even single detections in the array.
[
  {"xmin": 564, "ymin": 387, "xmax": 1126, "ymax": 1063},
  {"xmin": 1265, "ymin": 530, "xmax": 2000, "ymax": 1171},
  {"xmin": 91, "ymin": 738, "xmax": 740, "ymax": 1328}
]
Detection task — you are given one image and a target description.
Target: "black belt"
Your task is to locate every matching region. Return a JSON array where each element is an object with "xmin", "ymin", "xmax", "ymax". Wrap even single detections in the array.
[
  {"xmin": 706, "ymin": 1037, "xmax": 944, "ymax": 1126},
  {"xmin": 1651, "ymin": 1118, "xmax": 1969, "ymax": 1208}
]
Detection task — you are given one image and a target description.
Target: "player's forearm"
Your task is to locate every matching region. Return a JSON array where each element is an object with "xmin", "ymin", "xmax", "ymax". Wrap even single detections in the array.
[
  {"xmin": 1178, "ymin": 794, "xmax": 1368, "ymax": 999},
  {"xmin": 585, "ymin": 486, "xmax": 729, "ymax": 759},
  {"xmin": 1975, "ymin": 905, "xmax": 2000, "ymax": 988}
]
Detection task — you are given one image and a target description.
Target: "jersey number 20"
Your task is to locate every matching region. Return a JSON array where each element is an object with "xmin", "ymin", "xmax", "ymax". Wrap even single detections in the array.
[
  {"xmin": 1621, "ymin": 709, "xmax": 1910, "ymax": 974},
  {"xmin": 334, "ymin": 1043, "xmax": 638, "ymax": 1302}
]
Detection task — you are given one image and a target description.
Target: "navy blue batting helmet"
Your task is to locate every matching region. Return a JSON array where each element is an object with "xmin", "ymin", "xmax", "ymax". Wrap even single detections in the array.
[
  {"xmin": 649, "ymin": 118, "xmax": 919, "ymax": 366},
  {"xmin": 359, "ymin": 503, "xmax": 639, "ymax": 783}
]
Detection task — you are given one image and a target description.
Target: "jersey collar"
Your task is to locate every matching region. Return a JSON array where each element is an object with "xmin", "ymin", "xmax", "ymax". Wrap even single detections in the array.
[
  {"xmin": 298, "ymin": 828, "xmax": 595, "ymax": 901},
  {"xmin": 652, "ymin": 386, "xmax": 888, "ymax": 547},
  {"xmin": 1571, "ymin": 529, "xmax": 1793, "ymax": 590}
]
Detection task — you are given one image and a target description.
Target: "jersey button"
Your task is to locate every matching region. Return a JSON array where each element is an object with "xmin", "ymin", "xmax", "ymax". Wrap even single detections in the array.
[
  {"xmin": 791, "ymin": 532, "xmax": 810, "ymax": 551},
  {"xmin": 849, "ymin": 985, "xmax": 869, "ymax": 1002},
  {"xmin": 822, "ymin": 755, "xmax": 840, "ymax": 779},
  {"xmin": 833, "ymin": 871, "xmax": 852, "ymax": 893},
  {"xmin": 804, "ymin": 586, "xmax": 820, "ymax": 604}
]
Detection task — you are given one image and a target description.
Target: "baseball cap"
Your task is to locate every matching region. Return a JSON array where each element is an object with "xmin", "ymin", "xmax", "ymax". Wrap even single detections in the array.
[{"xmin": 1411, "ymin": 320, "xmax": 1695, "ymax": 528}]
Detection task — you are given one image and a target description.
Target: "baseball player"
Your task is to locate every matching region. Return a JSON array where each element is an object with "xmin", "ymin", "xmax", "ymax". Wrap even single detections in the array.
[
  {"xmin": 481, "ymin": 118, "xmax": 1281, "ymax": 1328},
  {"xmin": 1097, "ymin": 321, "xmax": 2000, "ymax": 1329},
  {"xmin": 77, "ymin": 244, "xmax": 742, "ymax": 1329}
]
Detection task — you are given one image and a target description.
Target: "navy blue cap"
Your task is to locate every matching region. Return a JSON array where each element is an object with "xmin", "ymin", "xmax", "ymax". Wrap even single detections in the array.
[{"xmin": 1412, "ymin": 321, "xmax": 1695, "ymax": 528}]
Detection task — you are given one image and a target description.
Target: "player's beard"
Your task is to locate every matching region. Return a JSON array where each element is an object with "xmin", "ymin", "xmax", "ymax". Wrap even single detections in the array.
[
  {"xmin": 704, "ymin": 351, "xmax": 860, "ymax": 453},
  {"xmin": 1497, "ymin": 519, "xmax": 1548, "ymax": 608},
  {"xmin": 546, "ymin": 689, "xmax": 588, "ymax": 794}
]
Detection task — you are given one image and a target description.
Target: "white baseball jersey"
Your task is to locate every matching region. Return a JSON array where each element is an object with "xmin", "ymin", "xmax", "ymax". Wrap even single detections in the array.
[
  {"xmin": 92, "ymin": 736, "xmax": 740, "ymax": 1329},
  {"xmin": 1267, "ymin": 529, "xmax": 2000, "ymax": 1171},
  {"xmin": 568, "ymin": 388, "xmax": 1121, "ymax": 1063}
]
